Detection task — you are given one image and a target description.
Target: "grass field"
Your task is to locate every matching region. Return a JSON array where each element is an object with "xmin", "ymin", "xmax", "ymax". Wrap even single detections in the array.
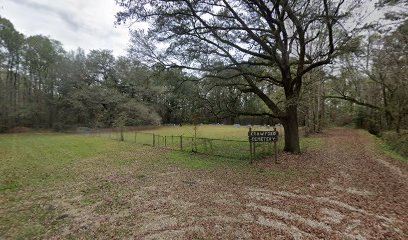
[{"xmin": 0, "ymin": 125, "xmax": 320, "ymax": 238}]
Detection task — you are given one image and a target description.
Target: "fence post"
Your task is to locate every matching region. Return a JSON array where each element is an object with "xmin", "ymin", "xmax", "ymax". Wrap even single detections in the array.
[
  {"xmin": 153, "ymin": 134, "xmax": 155, "ymax": 147},
  {"xmin": 194, "ymin": 126, "xmax": 197, "ymax": 153},
  {"xmin": 180, "ymin": 135, "xmax": 183, "ymax": 151},
  {"xmin": 165, "ymin": 136, "xmax": 167, "ymax": 147},
  {"xmin": 135, "ymin": 132, "xmax": 137, "ymax": 143},
  {"xmin": 249, "ymin": 127, "xmax": 252, "ymax": 164},
  {"xmin": 194, "ymin": 138, "xmax": 198, "ymax": 153},
  {"xmin": 274, "ymin": 141, "xmax": 278, "ymax": 164}
]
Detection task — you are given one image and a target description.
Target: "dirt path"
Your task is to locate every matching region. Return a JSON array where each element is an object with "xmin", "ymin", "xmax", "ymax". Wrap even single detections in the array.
[{"xmin": 47, "ymin": 129, "xmax": 408, "ymax": 239}]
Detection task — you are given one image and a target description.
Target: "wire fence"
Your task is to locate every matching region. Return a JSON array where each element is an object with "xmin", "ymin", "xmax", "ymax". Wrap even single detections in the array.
[{"xmin": 91, "ymin": 129, "xmax": 283, "ymax": 160}]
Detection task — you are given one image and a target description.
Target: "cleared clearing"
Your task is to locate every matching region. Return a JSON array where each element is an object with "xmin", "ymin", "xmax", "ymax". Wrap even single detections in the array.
[{"xmin": 0, "ymin": 127, "xmax": 407, "ymax": 239}]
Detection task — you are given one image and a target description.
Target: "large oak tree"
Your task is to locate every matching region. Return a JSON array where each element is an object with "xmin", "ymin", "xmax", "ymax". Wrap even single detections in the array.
[{"xmin": 116, "ymin": 0, "xmax": 363, "ymax": 153}]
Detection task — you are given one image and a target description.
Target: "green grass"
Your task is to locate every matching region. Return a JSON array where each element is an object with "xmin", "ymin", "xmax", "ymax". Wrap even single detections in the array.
[
  {"xmin": 380, "ymin": 142, "xmax": 408, "ymax": 163},
  {"xmin": 359, "ymin": 130, "xmax": 408, "ymax": 164},
  {"xmin": 95, "ymin": 124, "xmax": 322, "ymax": 166},
  {"xmin": 167, "ymin": 151, "xmax": 247, "ymax": 170},
  {"xmin": 0, "ymin": 126, "xmax": 320, "ymax": 238},
  {"xmin": 144, "ymin": 125, "xmax": 271, "ymax": 140},
  {"xmin": 0, "ymin": 133, "xmax": 147, "ymax": 192},
  {"xmin": 102, "ymin": 125, "xmax": 312, "ymax": 159},
  {"xmin": 0, "ymin": 133, "xmax": 166, "ymax": 238},
  {"xmin": 117, "ymin": 124, "xmax": 284, "ymax": 140},
  {"xmin": 301, "ymin": 137, "xmax": 323, "ymax": 151},
  {"xmin": 379, "ymin": 131, "xmax": 408, "ymax": 163},
  {"xmin": 166, "ymin": 150, "xmax": 295, "ymax": 179}
]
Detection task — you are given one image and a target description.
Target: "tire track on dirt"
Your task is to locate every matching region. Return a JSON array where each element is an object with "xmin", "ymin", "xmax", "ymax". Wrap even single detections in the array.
[
  {"xmin": 44, "ymin": 129, "xmax": 408, "ymax": 239},
  {"xmin": 373, "ymin": 157, "xmax": 408, "ymax": 180},
  {"xmin": 244, "ymin": 187, "xmax": 404, "ymax": 238}
]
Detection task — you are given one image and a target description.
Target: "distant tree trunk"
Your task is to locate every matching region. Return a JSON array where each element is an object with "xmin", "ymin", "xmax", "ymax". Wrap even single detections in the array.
[
  {"xmin": 316, "ymin": 81, "xmax": 322, "ymax": 132},
  {"xmin": 13, "ymin": 55, "xmax": 20, "ymax": 126},
  {"xmin": 7, "ymin": 58, "xmax": 14, "ymax": 128},
  {"xmin": 165, "ymin": 108, "xmax": 172, "ymax": 124},
  {"xmin": 320, "ymin": 80, "xmax": 326, "ymax": 131},
  {"xmin": 381, "ymin": 83, "xmax": 394, "ymax": 129},
  {"xmin": 396, "ymin": 115, "xmax": 402, "ymax": 134},
  {"xmin": 305, "ymin": 95, "xmax": 313, "ymax": 136},
  {"xmin": 304, "ymin": 74, "xmax": 324, "ymax": 135}
]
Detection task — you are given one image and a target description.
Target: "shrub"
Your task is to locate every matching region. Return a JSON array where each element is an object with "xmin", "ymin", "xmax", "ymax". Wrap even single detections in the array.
[
  {"xmin": 368, "ymin": 123, "xmax": 381, "ymax": 136},
  {"xmin": 8, "ymin": 127, "xmax": 32, "ymax": 133},
  {"xmin": 382, "ymin": 131, "xmax": 408, "ymax": 157}
]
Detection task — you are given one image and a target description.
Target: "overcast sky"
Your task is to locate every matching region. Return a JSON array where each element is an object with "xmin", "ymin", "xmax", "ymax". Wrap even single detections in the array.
[
  {"xmin": 0, "ymin": 0, "xmax": 388, "ymax": 58},
  {"xmin": 0, "ymin": 0, "xmax": 130, "ymax": 56}
]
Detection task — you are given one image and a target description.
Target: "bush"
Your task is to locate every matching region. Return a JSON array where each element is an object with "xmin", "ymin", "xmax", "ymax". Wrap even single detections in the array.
[
  {"xmin": 368, "ymin": 123, "xmax": 381, "ymax": 136},
  {"xmin": 8, "ymin": 127, "xmax": 32, "ymax": 133},
  {"xmin": 382, "ymin": 131, "xmax": 408, "ymax": 157}
]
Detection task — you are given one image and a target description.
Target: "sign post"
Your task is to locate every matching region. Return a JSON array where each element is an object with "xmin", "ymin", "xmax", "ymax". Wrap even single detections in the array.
[
  {"xmin": 249, "ymin": 128, "xmax": 253, "ymax": 164},
  {"xmin": 248, "ymin": 128, "xmax": 279, "ymax": 164},
  {"xmin": 273, "ymin": 127, "xmax": 279, "ymax": 164}
]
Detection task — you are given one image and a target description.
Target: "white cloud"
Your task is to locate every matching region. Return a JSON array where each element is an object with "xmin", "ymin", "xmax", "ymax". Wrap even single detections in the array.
[{"xmin": 0, "ymin": 0, "xmax": 130, "ymax": 56}]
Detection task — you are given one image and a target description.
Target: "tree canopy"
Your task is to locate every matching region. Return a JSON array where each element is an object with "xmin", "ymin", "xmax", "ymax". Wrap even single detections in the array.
[{"xmin": 115, "ymin": 0, "xmax": 365, "ymax": 152}]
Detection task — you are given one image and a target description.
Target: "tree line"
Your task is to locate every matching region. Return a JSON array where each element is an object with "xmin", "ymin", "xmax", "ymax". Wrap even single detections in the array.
[
  {"xmin": 1, "ymin": 0, "xmax": 407, "ymax": 154},
  {"xmin": 0, "ymin": 16, "xmax": 208, "ymax": 132},
  {"xmin": 0, "ymin": 15, "xmax": 280, "ymax": 133}
]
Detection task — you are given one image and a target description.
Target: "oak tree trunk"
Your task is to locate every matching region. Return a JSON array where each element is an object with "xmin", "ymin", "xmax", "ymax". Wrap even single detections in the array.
[{"xmin": 282, "ymin": 104, "xmax": 300, "ymax": 153}]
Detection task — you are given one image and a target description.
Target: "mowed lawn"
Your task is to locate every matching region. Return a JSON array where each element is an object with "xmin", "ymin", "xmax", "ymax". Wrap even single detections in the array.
[
  {"xmin": 0, "ymin": 126, "xmax": 299, "ymax": 239},
  {"xmin": 0, "ymin": 133, "xmax": 165, "ymax": 238}
]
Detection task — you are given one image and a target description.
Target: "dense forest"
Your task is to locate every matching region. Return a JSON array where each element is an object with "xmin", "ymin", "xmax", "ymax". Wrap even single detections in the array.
[{"xmin": 1, "ymin": 0, "xmax": 407, "ymax": 152}]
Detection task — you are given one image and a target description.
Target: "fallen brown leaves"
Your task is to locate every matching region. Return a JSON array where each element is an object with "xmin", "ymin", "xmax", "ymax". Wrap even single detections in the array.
[{"xmin": 11, "ymin": 128, "xmax": 407, "ymax": 239}]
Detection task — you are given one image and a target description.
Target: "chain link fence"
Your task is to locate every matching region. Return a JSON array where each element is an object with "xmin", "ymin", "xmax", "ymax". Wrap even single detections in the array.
[{"xmin": 92, "ymin": 129, "xmax": 283, "ymax": 160}]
